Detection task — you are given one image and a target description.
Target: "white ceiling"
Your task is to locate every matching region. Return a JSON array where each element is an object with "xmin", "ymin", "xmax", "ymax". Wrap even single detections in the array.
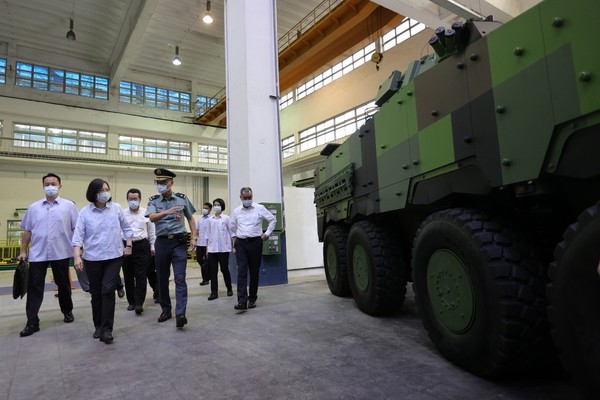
[{"xmin": 0, "ymin": 0, "xmax": 542, "ymax": 102}]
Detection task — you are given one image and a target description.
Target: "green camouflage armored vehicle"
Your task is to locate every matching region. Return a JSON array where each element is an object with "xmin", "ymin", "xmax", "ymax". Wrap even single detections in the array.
[{"xmin": 314, "ymin": 0, "xmax": 600, "ymax": 397}]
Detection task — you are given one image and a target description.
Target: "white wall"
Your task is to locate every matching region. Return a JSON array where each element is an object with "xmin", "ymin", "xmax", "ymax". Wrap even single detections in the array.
[{"xmin": 283, "ymin": 186, "xmax": 322, "ymax": 270}]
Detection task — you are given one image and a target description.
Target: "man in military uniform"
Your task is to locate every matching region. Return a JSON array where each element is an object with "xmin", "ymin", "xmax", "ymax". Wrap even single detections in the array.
[{"xmin": 146, "ymin": 168, "xmax": 197, "ymax": 328}]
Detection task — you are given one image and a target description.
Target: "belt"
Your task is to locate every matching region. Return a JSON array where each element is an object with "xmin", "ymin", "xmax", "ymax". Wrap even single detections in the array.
[
  {"xmin": 158, "ymin": 234, "xmax": 188, "ymax": 240},
  {"xmin": 237, "ymin": 236, "xmax": 261, "ymax": 242},
  {"xmin": 124, "ymin": 238, "xmax": 149, "ymax": 245}
]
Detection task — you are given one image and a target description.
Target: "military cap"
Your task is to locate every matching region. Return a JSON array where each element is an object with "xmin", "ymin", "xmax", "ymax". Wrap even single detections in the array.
[{"xmin": 154, "ymin": 168, "xmax": 176, "ymax": 180}]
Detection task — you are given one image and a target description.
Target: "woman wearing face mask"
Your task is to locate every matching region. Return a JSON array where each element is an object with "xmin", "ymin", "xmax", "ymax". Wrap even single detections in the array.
[
  {"xmin": 72, "ymin": 179, "xmax": 134, "ymax": 344},
  {"xmin": 205, "ymin": 198, "xmax": 233, "ymax": 300}
]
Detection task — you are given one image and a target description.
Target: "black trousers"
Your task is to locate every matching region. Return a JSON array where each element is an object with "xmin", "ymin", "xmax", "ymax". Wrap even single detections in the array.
[
  {"xmin": 85, "ymin": 257, "xmax": 122, "ymax": 334},
  {"xmin": 147, "ymin": 256, "xmax": 158, "ymax": 299},
  {"xmin": 196, "ymin": 246, "xmax": 209, "ymax": 282},
  {"xmin": 234, "ymin": 237, "xmax": 263, "ymax": 304},
  {"xmin": 26, "ymin": 258, "xmax": 73, "ymax": 325},
  {"xmin": 208, "ymin": 252, "xmax": 232, "ymax": 294},
  {"xmin": 122, "ymin": 239, "xmax": 150, "ymax": 306}
]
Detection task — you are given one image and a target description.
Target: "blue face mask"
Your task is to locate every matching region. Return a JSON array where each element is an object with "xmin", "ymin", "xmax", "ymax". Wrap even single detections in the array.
[
  {"xmin": 242, "ymin": 199, "xmax": 252, "ymax": 208},
  {"xmin": 213, "ymin": 206, "xmax": 222, "ymax": 213},
  {"xmin": 202, "ymin": 208, "xmax": 209, "ymax": 216},
  {"xmin": 97, "ymin": 191, "xmax": 111, "ymax": 203},
  {"xmin": 156, "ymin": 184, "xmax": 168, "ymax": 194},
  {"xmin": 44, "ymin": 185, "xmax": 59, "ymax": 197},
  {"xmin": 128, "ymin": 200, "xmax": 140, "ymax": 209}
]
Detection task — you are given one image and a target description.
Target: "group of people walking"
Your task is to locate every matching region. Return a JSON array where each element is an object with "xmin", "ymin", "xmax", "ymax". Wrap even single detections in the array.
[{"xmin": 16, "ymin": 168, "xmax": 276, "ymax": 344}]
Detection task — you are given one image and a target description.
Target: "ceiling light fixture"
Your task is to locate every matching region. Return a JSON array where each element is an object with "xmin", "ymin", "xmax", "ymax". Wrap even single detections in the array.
[
  {"xmin": 66, "ymin": 18, "xmax": 76, "ymax": 41},
  {"xmin": 172, "ymin": 46, "xmax": 182, "ymax": 66},
  {"xmin": 202, "ymin": 0, "xmax": 213, "ymax": 24}
]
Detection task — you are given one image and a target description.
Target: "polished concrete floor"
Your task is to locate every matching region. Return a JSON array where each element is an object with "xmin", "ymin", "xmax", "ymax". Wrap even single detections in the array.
[{"xmin": 0, "ymin": 264, "xmax": 580, "ymax": 400}]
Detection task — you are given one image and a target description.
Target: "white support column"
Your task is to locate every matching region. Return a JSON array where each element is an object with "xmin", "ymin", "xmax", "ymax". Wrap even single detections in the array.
[{"xmin": 224, "ymin": 0, "xmax": 287, "ymax": 285}]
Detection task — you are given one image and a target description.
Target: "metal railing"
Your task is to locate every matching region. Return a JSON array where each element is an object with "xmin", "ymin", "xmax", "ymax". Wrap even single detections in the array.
[
  {"xmin": 277, "ymin": 0, "xmax": 344, "ymax": 53},
  {"xmin": 198, "ymin": 0, "xmax": 343, "ymax": 119},
  {"xmin": 0, "ymin": 137, "xmax": 228, "ymax": 175}
]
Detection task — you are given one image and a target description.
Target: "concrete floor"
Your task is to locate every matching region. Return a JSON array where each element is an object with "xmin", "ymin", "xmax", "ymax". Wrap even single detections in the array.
[{"xmin": 0, "ymin": 264, "xmax": 580, "ymax": 400}]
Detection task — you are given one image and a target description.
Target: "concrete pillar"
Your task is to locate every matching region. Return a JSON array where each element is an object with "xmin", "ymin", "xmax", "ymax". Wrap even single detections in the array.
[{"xmin": 224, "ymin": 0, "xmax": 287, "ymax": 285}]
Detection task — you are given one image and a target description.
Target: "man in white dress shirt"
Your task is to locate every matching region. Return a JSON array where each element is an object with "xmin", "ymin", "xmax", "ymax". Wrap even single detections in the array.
[
  {"xmin": 230, "ymin": 187, "xmax": 276, "ymax": 311},
  {"xmin": 17, "ymin": 173, "xmax": 79, "ymax": 336},
  {"xmin": 122, "ymin": 188, "xmax": 156, "ymax": 315}
]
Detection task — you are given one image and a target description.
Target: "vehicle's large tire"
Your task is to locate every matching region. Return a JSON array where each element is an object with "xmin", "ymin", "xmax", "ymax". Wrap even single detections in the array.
[
  {"xmin": 323, "ymin": 224, "xmax": 351, "ymax": 296},
  {"xmin": 548, "ymin": 202, "xmax": 600, "ymax": 400},
  {"xmin": 346, "ymin": 220, "xmax": 408, "ymax": 316},
  {"xmin": 412, "ymin": 208, "xmax": 551, "ymax": 376}
]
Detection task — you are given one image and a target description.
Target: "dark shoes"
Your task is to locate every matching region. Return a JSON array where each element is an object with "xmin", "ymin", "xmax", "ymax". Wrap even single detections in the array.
[
  {"xmin": 117, "ymin": 288, "xmax": 125, "ymax": 298},
  {"xmin": 19, "ymin": 324, "xmax": 40, "ymax": 337},
  {"xmin": 234, "ymin": 303, "xmax": 247, "ymax": 311},
  {"xmin": 127, "ymin": 304, "xmax": 135, "ymax": 311},
  {"xmin": 158, "ymin": 312, "xmax": 172, "ymax": 322},
  {"xmin": 64, "ymin": 312, "xmax": 75, "ymax": 323},
  {"xmin": 99, "ymin": 332, "xmax": 114, "ymax": 344},
  {"xmin": 93, "ymin": 328, "xmax": 101, "ymax": 339},
  {"xmin": 248, "ymin": 301, "xmax": 256, "ymax": 309},
  {"xmin": 176, "ymin": 315, "xmax": 188, "ymax": 328},
  {"xmin": 135, "ymin": 306, "xmax": 143, "ymax": 315},
  {"xmin": 208, "ymin": 293, "xmax": 218, "ymax": 301},
  {"xmin": 227, "ymin": 290, "xmax": 233, "ymax": 297},
  {"xmin": 154, "ymin": 298, "xmax": 160, "ymax": 304},
  {"xmin": 199, "ymin": 280, "xmax": 210, "ymax": 286}
]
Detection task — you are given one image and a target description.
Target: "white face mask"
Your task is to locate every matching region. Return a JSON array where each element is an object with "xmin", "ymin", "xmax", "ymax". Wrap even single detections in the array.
[
  {"xmin": 128, "ymin": 200, "xmax": 140, "ymax": 209},
  {"xmin": 242, "ymin": 199, "xmax": 252, "ymax": 208},
  {"xmin": 44, "ymin": 185, "xmax": 59, "ymax": 197},
  {"xmin": 202, "ymin": 208, "xmax": 209, "ymax": 216},
  {"xmin": 97, "ymin": 191, "xmax": 111, "ymax": 203},
  {"xmin": 156, "ymin": 184, "xmax": 168, "ymax": 194},
  {"xmin": 213, "ymin": 206, "xmax": 222, "ymax": 213}
]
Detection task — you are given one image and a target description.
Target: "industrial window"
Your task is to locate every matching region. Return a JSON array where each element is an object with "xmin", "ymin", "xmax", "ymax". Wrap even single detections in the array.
[
  {"xmin": 198, "ymin": 144, "xmax": 227, "ymax": 165},
  {"xmin": 281, "ymin": 136, "xmax": 295, "ymax": 158},
  {"xmin": 295, "ymin": 18, "xmax": 424, "ymax": 101},
  {"xmin": 0, "ymin": 59, "xmax": 6, "ymax": 84},
  {"xmin": 196, "ymin": 95, "xmax": 219, "ymax": 116},
  {"xmin": 119, "ymin": 135, "xmax": 191, "ymax": 161},
  {"xmin": 14, "ymin": 62, "xmax": 108, "ymax": 99},
  {"xmin": 298, "ymin": 101, "xmax": 376, "ymax": 152},
  {"xmin": 279, "ymin": 92, "xmax": 294, "ymax": 111},
  {"xmin": 13, "ymin": 123, "xmax": 107, "ymax": 153},
  {"xmin": 382, "ymin": 18, "xmax": 425, "ymax": 51},
  {"xmin": 119, "ymin": 82, "xmax": 191, "ymax": 113}
]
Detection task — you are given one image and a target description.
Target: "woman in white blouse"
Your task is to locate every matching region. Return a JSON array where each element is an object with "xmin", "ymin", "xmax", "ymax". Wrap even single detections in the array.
[{"xmin": 205, "ymin": 198, "xmax": 233, "ymax": 300}]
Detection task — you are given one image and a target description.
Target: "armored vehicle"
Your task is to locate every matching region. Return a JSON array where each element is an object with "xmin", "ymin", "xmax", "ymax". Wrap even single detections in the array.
[{"xmin": 314, "ymin": 0, "xmax": 600, "ymax": 397}]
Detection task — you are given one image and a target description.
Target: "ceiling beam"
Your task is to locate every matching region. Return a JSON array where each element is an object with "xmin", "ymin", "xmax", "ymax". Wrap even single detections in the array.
[
  {"xmin": 279, "ymin": 2, "xmax": 402, "ymax": 92},
  {"xmin": 109, "ymin": 0, "xmax": 160, "ymax": 91}
]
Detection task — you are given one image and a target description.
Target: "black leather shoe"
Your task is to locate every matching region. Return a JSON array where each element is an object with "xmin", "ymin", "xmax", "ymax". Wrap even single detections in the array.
[
  {"xmin": 176, "ymin": 315, "xmax": 188, "ymax": 328},
  {"xmin": 99, "ymin": 332, "xmax": 114, "ymax": 343},
  {"xmin": 208, "ymin": 293, "xmax": 218, "ymax": 301},
  {"xmin": 154, "ymin": 298, "xmax": 160, "ymax": 304},
  {"xmin": 19, "ymin": 324, "xmax": 40, "ymax": 337},
  {"xmin": 117, "ymin": 288, "xmax": 125, "ymax": 298},
  {"xmin": 93, "ymin": 328, "xmax": 101, "ymax": 339},
  {"xmin": 234, "ymin": 303, "xmax": 247, "ymax": 311},
  {"xmin": 64, "ymin": 312, "xmax": 74, "ymax": 323},
  {"xmin": 199, "ymin": 280, "xmax": 210, "ymax": 286},
  {"xmin": 248, "ymin": 301, "xmax": 256, "ymax": 309},
  {"xmin": 158, "ymin": 312, "xmax": 172, "ymax": 322},
  {"xmin": 127, "ymin": 304, "xmax": 135, "ymax": 311},
  {"xmin": 227, "ymin": 290, "xmax": 233, "ymax": 297},
  {"xmin": 135, "ymin": 306, "xmax": 143, "ymax": 315}
]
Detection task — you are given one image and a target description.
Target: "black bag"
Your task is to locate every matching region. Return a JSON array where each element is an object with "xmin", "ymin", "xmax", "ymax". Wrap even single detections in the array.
[{"xmin": 12, "ymin": 260, "xmax": 29, "ymax": 299}]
